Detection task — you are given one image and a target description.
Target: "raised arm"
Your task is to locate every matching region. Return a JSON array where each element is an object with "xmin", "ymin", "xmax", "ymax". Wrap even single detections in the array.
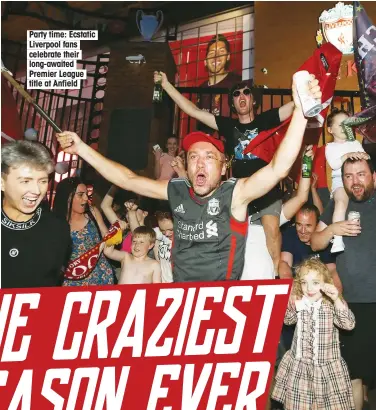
[
  {"xmin": 124, "ymin": 201, "xmax": 141, "ymax": 232},
  {"xmin": 310, "ymin": 173, "xmax": 324, "ymax": 214},
  {"xmin": 103, "ymin": 246, "xmax": 127, "ymax": 262},
  {"xmin": 89, "ymin": 205, "xmax": 108, "ymax": 237},
  {"xmin": 232, "ymin": 75, "xmax": 321, "ymax": 220},
  {"xmin": 101, "ymin": 185, "xmax": 119, "ymax": 225},
  {"xmin": 170, "ymin": 155, "xmax": 187, "ymax": 179},
  {"xmin": 154, "ymin": 71, "xmax": 218, "ymax": 131},
  {"xmin": 282, "ymin": 146, "xmax": 314, "ymax": 221},
  {"xmin": 278, "ymin": 101, "xmax": 295, "ymax": 122},
  {"xmin": 57, "ymin": 131, "xmax": 168, "ymax": 200}
]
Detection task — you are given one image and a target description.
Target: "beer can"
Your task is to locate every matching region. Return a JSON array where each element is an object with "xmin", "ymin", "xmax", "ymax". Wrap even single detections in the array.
[
  {"xmin": 293, "ymin": 70, "xmax": 322, "ymax": 117},
  {"xmin": 348, "ymin": 211, "xmax": 360, "ymax": 224}
]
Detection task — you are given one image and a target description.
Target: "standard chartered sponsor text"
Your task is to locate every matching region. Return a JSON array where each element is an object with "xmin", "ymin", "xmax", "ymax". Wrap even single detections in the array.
[{"xmin": 177, "ymin": 221, "xmax": 205, "ymax": 240}]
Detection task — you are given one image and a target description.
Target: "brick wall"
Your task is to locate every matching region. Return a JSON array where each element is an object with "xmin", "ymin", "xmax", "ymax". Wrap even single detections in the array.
[{"xmin": 94, "ymin": 41, "xmax": 176, "ymax": 195}]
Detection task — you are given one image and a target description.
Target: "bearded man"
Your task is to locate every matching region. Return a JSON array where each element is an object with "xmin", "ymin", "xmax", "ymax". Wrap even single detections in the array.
[{"xmin": 311, "ymin": 157, "xmax": 376, "ymax": 410}]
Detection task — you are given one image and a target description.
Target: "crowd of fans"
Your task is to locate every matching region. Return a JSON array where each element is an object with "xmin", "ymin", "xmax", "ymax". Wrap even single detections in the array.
[{"xmin": 2, "ymin": 71, "xmax": 375, "ymax": 409}]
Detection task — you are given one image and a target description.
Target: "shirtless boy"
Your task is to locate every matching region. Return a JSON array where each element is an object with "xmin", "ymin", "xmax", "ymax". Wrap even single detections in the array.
[{"xmin": 105, "ymin": 226, "xmax": 161, "ymax": 284}]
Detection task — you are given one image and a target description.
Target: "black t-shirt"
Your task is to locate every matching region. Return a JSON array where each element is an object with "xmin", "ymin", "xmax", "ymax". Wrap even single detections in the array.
[
  {"xmin": 1, "ymin": 207, "xmax": 72, "ymax": 288},
  {"xmin": 215, "ymin": 109, "xmax": 282, "ymax": 213},
  {"xmin": 320, "ymin": 196, "xmax": 376, "ymax": 303},
  {"xmin": 282, "ymin": 225, "xmax": 336, "ymax": 274}
]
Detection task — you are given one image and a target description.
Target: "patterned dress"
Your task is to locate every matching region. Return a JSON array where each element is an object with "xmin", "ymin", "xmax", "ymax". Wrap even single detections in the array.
[
  {"xmin": 63, "ymin": 219, "xmax": 115, "ymax": 286},
  {"xmin": 272, "ymin": 297, "xmax": 355, "ymax": 410}
]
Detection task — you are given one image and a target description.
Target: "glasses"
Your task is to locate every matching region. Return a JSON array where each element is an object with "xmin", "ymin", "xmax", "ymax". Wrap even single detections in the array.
[{"xmin": 232, "ymin": 88, "xmax": 251, "ymax": 98}]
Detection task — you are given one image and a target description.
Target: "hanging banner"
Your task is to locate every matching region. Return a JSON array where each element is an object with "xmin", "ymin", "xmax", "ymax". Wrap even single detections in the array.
[{"xmin": 0, "ymin": 281, "xmax": 290, "ymax": 409}]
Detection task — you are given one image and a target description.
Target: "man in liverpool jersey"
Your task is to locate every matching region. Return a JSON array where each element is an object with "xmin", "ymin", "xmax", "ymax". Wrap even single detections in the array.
[{"xmin": 57, "ymin": 74, "xmax": 321, "ymax": 282}]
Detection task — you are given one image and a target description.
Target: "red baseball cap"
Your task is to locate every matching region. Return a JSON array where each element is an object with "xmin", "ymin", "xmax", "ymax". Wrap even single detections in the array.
[{"xmin": 182, "ymin": 131, "xmax": 225, "ymax": 154}]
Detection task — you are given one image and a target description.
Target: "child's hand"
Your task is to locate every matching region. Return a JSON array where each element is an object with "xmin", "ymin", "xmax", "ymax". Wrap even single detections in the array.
[
  {"xmin": 345, "ymin": 152, "xmax": 370, "ymax": 161},
  {"xmin": 321, "ymin": 283, "xmax": 339, "ymax": 301}
]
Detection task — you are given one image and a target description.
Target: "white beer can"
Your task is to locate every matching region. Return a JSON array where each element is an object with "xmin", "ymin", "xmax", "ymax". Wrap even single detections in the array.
[
  {"xmin": 293, "ymin": 70, "xmax": 322, "ymax": 117},
  {"xmin": 348, "ymin": 211, "xmax": 360, "ymax": 224}
]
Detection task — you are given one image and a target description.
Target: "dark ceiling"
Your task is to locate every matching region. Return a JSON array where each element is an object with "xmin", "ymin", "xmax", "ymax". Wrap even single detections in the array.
[{"xmin": 2, "ymin": 1, "xmax": 252, "ymax": 44}]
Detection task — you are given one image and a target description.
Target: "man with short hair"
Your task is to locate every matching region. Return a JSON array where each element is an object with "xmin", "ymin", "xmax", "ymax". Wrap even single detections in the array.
[
  {"xmin": 279, "ymin": 204, "xmax": 338, "ymax": 283},
  {"xmin": 197, "ymin": 34, "xmax": 242, "ymax": 122},
  {"xmin": 57, "ymin": 74, "xmax": 321, "ymax": 282},
  {"xmin": 310, "ymin": 157, "xmax": 376, "ymax": 410},
  {"xmin": 1, "ymin": 141, "xmax": 71, "ymax": 288},
  {"xmin": 154, "ymin": 71, "xmax": 295, "ymax": 278},
  {"xmin": 201, "ymin": 34, "xmax": 241, "ymax": 88}
]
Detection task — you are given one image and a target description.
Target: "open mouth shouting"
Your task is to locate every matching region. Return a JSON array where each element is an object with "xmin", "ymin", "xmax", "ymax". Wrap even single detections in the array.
[
  {"xmin": 196, "ymin": 172, "xmax": 207, "ymax": 187},
  {"xmin": 239, "ymin": 97, "xmax": 247, "ymax": 108}
]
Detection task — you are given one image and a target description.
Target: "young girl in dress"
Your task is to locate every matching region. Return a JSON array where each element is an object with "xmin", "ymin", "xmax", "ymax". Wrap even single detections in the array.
[
  {"xmin": 325, "ymin": 108, "xmax": 369, "ymax": 253},
  {"xmin": 272, "ymin": 258, "xmax": 355, "ymax": 410}
]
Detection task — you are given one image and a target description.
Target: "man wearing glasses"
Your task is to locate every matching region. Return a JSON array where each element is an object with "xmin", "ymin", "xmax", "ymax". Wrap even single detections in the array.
[
  {"xmin": 57, "ymin": 74, "xmax": 321, "ymax": 282},
  {"xmin": 219, "ymin": 82, "xmax": 294, "ymax": 280},
  {"xmin": 153, "ymin": 72, "xmax": 295, "ymax": 279}
]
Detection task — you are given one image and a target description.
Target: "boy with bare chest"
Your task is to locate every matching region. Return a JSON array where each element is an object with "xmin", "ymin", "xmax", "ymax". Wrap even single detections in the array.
[{"xmin": 105, "ymin": 226, "xmax": 161, "ymax": 284}]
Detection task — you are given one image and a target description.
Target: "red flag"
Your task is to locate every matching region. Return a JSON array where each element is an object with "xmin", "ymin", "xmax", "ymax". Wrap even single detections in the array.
[
  {"xmin": 1, "ymin": 77, "xmax": 23, "ymax": 144},
  {"xmin": 0, "ymin": 281, "xmax": 291, "ymax": 409},
  {"xmin": 64, "ymin": 221, "xmax": 122, "ymax": 280},
  {"xmin": 244, "ymin": 43, "xmax": 342, "ymax": 183}
]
